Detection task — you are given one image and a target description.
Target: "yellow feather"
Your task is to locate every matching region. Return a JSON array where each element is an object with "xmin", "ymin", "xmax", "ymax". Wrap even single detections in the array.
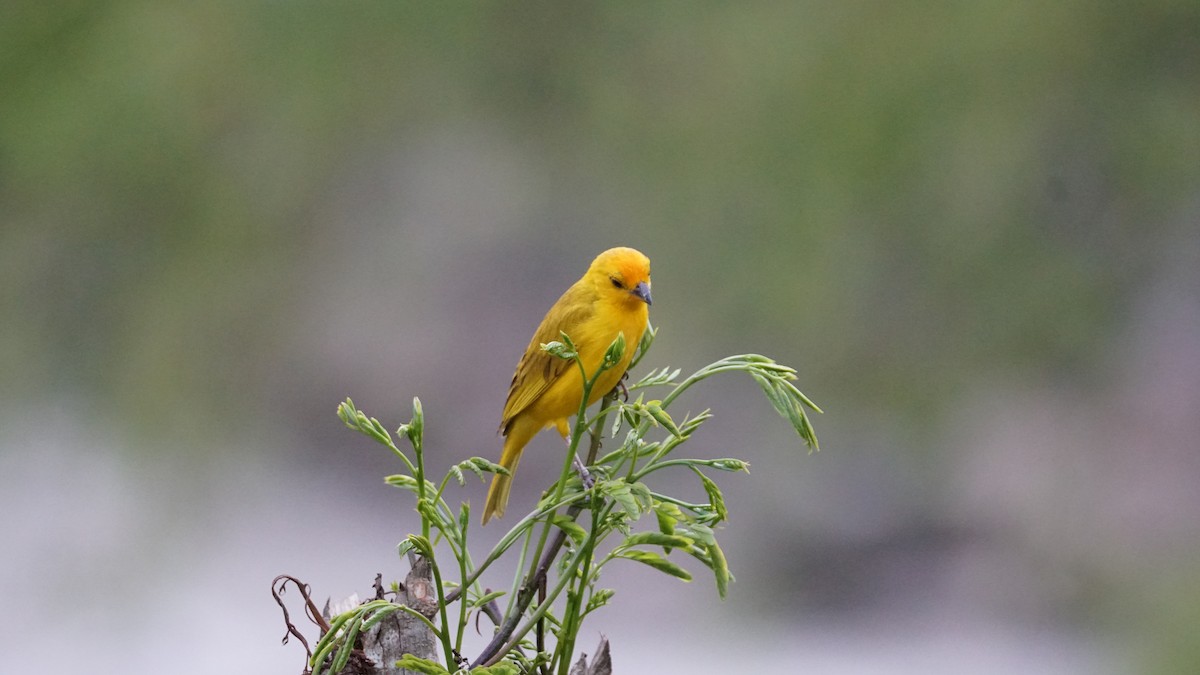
[{"xmin": 483, "ymin": 247, "xmax": 651, "ymax": 524}]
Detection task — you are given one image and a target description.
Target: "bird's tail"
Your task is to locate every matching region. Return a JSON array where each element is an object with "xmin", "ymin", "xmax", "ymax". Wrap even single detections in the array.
[
  {"xmin": 482, "ymin": 471, "xmax": 513, "ymax": 525},
  {"xmin": 482, "ymin": 419, "xmax": 538, "ymax": 525}
]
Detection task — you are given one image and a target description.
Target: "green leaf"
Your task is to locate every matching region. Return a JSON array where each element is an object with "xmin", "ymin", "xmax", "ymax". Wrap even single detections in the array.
[
  {"xmin": 597, "ymin": 428, "xmax": 643, "ymax": 465},
  {"xmin": 385, "ymin": 474, "xmax": 418, "ymax": 488},
  {"xmin": 620, "ymin": 406, "xmax": 640, "ymax": 434},
  {"xmin": 602, "ymin": 331, "xmax": 627, "ymax": 369},
  {"xmin": 643, "ymin": 398, "xmax": 681, "ymax": 437},
  {"xmin": 705, "ymin": 458, "xmax": 751, "ymax": 472},
  {"xmin": 781, "ymin": 378, "xmax": 824, "ymax": 414},
  {"xmin": 692, "ymin": 468, "xmax": 728, "ymax": 522},
  {"xmin": 456, "ymin": 457, "xmax": 488, "ymax": 480},
  {"xmin": 385, "ymin": 475, "xmax": 438, "ymax": 496},
  {"xmin": 416, "ymin": 498, "xmax": 441, "ymax": 524},
  {"xmin": 585, "ymin": 588, "xmax": 615, "ymax": 614},
  {"xmin": 645, "ymin": 401, "xmax": 683, "ymax": 438},
  {"xmin": 750, "ymin": 371, "xmax": 818, "ymax": 450},
  {"xmin": 675, "ymin": 522, "xmax": 716, "ymax": 546},
  {"xmin": 467, "ymin": 457, "xmax": 510, "ymax": 477},
  {"xmin": 471, "ymin": 589, "xmax": 506, "ymax": 609},
  {"xmin": 331, "ymin": 611, "xmax": 363, "ymax": 673},
  {"xmin": 675, "ymin": 409, "xmax": 712, "ymax": 436},
  {"xmin": 543, "ymin": 334, "xmax": 578, "ymax": 360},
  {"xmin": 654, "ymin": 500, "xmax": 684, "ymax": 522},
  {"xmin": 621, "ymin": 531, "xmax": 695, "ymax": 549},
  {"xmin": 692, "ymin": 506, "xmax": 724, "ymax": 526},
  {"xmin": 632, "ymin": 365, "xmax": 680, "ymax": 389},
  {"xmin": 472, "ymin": 663, "xmax": 522, "ymax": 675},
  {"xmin": 635, "ymin": 440, "xmax": 660, "ymax": 457},
  {"xmin": 406, "ymin": 534, "xmax": 434, "ymax": 558},
  {"xmin": 360, "ymin": 603, "xmax": 401, "ymax": 631},
  {"xmin": 369, "ymin": 417, "xmax": 391, "ymax": 442},
  {"xmin": 618, "ymin": 550, "xmax": 692, "ymax": 581},
  {"xmin": 457, "ymin": 459, "xmax": 484, "ymax": 481},
  {"xmin": 629, "ymin": 481, "xmax": 654, "ymax": 511},
  {"xmin": 598, "ymin": 480, "xmax": 642, "ymax": 518},
  {"xmin": 311, "ymin": 608, "xmax": 358, "ymax": 674},
  {"xmin": 336, "ymin": 398, "xmax": 395, "ymax": 445},
  {"xmin": 655, "ymin": 506, "xmax": 677, "ymax": 542},
  {"xmin": 408, "ymin": 397, "xmax": 424, "ymax": 443},
  {"xmin": 602, "ymin": 510, "xmax": 634, "ymax": 536},
  {"xmin": 396, "ymin": 539, "xmax": 416, "ymax": 559},
  {"xmin": 395, "ymin": 654, "xmax": 450, "ymax": 674},
  {"xmin": 336, "ymin": 398, "xmax": 356, "ymax": 428},
  {"xmin": 610, "ymin": 408, "xmax": 624, "ymax": 437},
  {"xmin": 799, "ymin": 410, "xmax": 819, "ymax": 450},
  {"xmin": 551, "ymin": 513, "xmax": 587, "ymax": 544},
  {"xmin": 750, "ymin": 371, "xmax": 789, "ymax": 419},
  {"xmin": 709, "ymin": 538, "xmax": 732, "ymax": 599}
]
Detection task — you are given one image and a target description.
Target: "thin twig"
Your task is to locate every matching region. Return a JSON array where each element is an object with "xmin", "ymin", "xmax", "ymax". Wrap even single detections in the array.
[
  {"xmin": 272, "ymin": 574, "xmax": 331, "ymax": 667},
  {"xmin": 537, "ymin": 578, "xmax": 548, "ymax": 675}
]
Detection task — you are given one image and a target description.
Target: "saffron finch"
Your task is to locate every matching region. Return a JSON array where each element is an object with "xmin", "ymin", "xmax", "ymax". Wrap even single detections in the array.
[{"xmin": 482, "ymin": 247, "xmax": 652, "ymax": 524}]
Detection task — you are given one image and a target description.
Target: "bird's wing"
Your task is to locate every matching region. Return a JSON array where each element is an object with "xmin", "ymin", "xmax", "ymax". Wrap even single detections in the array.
[{"xmin": 500, "ymin": 282, "xmax": 597, "ymax": 434}]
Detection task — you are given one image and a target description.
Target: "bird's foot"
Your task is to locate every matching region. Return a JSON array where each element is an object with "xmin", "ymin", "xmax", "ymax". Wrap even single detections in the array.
[
  {"xmin": 572, "ymin": 454, "xmax": 595, "ymax": 490},
  {"xmin": 611, "ymin": 371, "xmax": 630, "ymax": 402}
]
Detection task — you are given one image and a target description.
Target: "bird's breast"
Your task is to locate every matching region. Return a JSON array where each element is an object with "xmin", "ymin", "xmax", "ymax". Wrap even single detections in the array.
[{"xmin": 534, "ymin": 303, "xmax": 647, "ymax": 421}]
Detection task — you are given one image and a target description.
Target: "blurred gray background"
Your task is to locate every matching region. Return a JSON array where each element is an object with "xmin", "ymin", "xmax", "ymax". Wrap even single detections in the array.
[{"xmin": 3, "ymin": 2, "xmax": 1199, "ymax": 673}]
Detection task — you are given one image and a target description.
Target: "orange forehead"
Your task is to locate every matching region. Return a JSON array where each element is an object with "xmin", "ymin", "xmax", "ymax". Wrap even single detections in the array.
[{"xmin": 590, "ymin": 247, "xmax": 650, "ymax": 282}]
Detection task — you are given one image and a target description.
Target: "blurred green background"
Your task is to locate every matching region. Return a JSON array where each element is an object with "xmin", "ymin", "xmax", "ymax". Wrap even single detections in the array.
[{"xmin": 3, "ymin": 2, "xmax": 1199, "ymax": 672}]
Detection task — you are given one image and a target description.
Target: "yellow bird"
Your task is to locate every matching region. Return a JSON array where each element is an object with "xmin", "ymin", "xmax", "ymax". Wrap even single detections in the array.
[{"xmin": 482, "ymin": 247, "xmax": 652, "ymax": 524}]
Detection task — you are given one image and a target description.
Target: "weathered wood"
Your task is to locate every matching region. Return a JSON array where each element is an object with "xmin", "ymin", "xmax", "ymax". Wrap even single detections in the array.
[
  {"xmin": 568, "ymin": 637, "xmax": 612, "ymax": 675},
  {"xmin": 359, "ymin": 555, "xmax": 440, "ymax": 674}
]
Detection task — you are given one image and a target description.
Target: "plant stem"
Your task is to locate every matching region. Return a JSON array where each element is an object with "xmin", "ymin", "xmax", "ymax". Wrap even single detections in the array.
[
  {"xmin": 518, "ymin": 356, "xmax": 596, "ymax": 639},
  {"xmin": 479, "ymin": 542, "xmax": 590, "ymax": 667},
  {"xmin": 417, "ymin": 551, "xmax": 456, "ymax": 668},
  {"xmin": 472, "ymin": 389, "xmax": 617, "ymax": 667},
  {"xmin": 455, "ymin": 525, "xmax": 469, "ymax": 654},
  {"xmin": 444, "ymin": 491, "xmax": 585, "ymax": 605},
  {"xmin": 554, "ymin": 497, "xmax": 610, "ymax": 674},
  {"xmin": 411, "ymin": 410, "xmax": 430, "ymax": 543}
]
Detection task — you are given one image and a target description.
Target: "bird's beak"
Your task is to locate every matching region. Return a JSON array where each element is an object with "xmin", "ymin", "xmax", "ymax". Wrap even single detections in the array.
[{"xmin": 633, "ymin": 281, "xmax": 652, "ymax": 305}]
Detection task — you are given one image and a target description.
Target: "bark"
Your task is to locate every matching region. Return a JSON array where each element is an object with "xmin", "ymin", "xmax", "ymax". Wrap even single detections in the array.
[
  {"xmin": 276, "ymin": 555, "xmax": 441, "ymax": 675},
  {"xmin": 568, "ymin": 637, "xmax": 612, "ymax": 675},
  {"xmin": 358, "ymin": 555, "xmax": 440, "ymax": 675}
]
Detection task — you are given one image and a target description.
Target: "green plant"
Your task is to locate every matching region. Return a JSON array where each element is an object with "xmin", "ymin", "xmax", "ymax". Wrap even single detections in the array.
[{"xmin": 317, "ymin": 326, "xmax": 820, "ymax": 674}]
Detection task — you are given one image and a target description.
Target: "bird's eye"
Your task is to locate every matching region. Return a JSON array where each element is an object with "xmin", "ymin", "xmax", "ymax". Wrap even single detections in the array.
[{"xmin": 610, "ymin": 277, "xmax": 623, "ymax": 289}]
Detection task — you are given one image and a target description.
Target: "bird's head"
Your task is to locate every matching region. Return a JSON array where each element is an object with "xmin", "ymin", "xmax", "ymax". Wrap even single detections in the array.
[{"xmin": 589, "ymin": 247, "xmax": 652, "ymax": 307}]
